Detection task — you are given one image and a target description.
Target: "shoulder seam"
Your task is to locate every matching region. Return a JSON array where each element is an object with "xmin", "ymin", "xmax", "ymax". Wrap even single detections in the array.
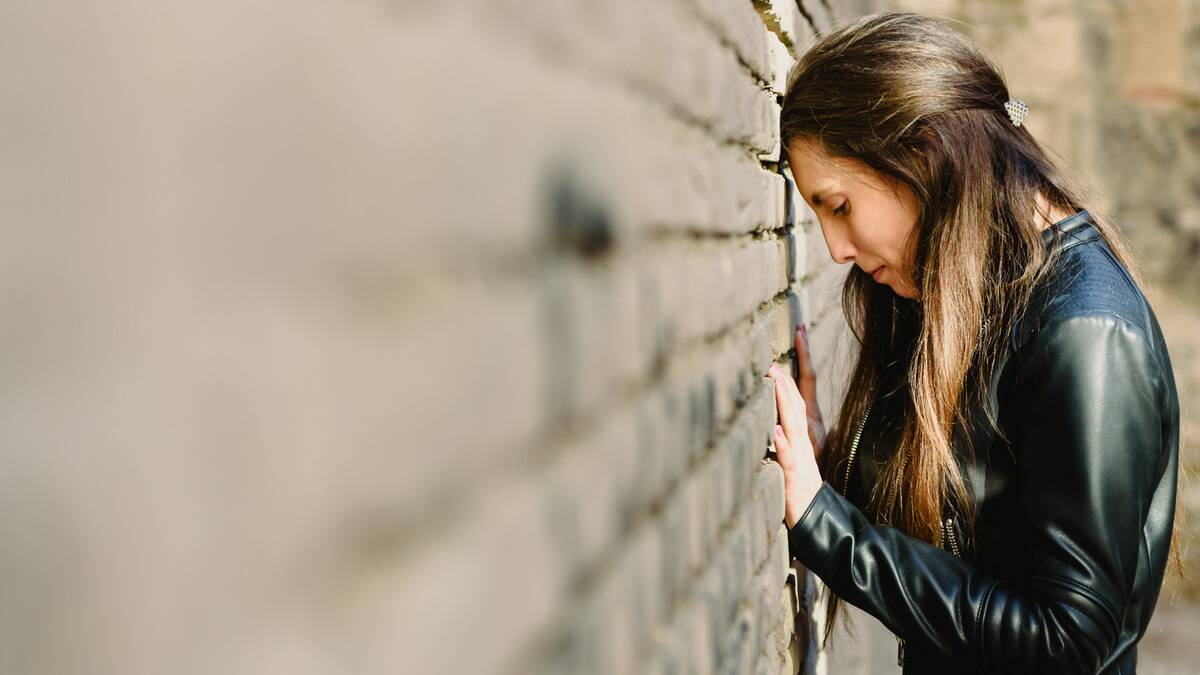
[
  {"xmin": 1036, "ymin": 310, "xmax": 1153, "ymax": 351},
  {"xmin": 1096, "ymin": 244, "xmax": 1155, "ymax": 341},
  {"xmin": 1015, "ymin": 310, "xmax": 1165, "ymax": 407}
]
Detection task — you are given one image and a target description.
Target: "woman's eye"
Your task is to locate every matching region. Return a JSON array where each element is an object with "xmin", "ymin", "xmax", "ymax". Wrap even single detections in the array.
[{"xmin": 834, "ymin": 203, "xmax": 848, "ymax": 216}]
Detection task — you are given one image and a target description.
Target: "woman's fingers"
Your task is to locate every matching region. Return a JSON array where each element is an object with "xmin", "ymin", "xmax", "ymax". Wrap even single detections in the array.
[
  {"xmin": 794, "ymin": 325, "xmax": 827, "ymax": 437},
  {"xmin": 795, "ymin": 325, "xmax": 819, "ymax": 401},
  {"xmin": 768, "ymin": 359, "xmax": 829, "ymax": 527},
  {"xmin": 773, "ymin": 423, "xmax": 793, "ymax": 471},
  {"xmin": 769, "ymin": 363, "xmax": 808, "ymax": 460}
]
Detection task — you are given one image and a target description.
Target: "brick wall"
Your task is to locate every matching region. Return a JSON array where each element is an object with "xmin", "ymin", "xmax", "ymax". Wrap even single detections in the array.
[{"xmin": 0, "ymin": 1, "xmax": 886, "ymax": 674}]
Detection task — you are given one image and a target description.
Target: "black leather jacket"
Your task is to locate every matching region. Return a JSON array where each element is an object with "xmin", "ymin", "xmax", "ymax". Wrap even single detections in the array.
[{"xmin": 788, "ymin": 210, "xmax": 1181, "ymax": 674}]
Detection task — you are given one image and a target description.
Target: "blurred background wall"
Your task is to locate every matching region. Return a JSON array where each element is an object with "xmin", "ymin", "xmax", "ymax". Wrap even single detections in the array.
[
  {"xmin": 0, "ymin": 1, "xmax": 855, "ymax": 673},
  {"xmin": 0, "ymin": 1, "xmax": 1195, "ymax": 674}
]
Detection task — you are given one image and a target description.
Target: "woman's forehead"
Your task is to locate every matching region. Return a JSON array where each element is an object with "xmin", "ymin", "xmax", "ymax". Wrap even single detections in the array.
[{"xmin": 787, "ymin": 145, "xmax": 882, "ymax": 198}]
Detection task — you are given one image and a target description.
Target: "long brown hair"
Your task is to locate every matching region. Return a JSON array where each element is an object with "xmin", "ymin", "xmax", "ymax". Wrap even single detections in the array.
[{"xmin": 779, "ymin": 10, "xmax": 1183, "ymax": 648}]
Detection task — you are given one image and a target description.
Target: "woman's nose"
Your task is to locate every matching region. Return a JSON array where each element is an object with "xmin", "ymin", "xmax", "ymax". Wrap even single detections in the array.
[
  {"xmin": 826, "ymin": 235, "xmax": 856, "ymax": 266},
  {"xmin": 817, "ymin": 219, "xmax": 856, "ymax": 265}
]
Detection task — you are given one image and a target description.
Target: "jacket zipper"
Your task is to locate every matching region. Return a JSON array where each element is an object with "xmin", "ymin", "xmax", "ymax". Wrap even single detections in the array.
[
  {"xmin": 845, "ymin": 381, "xmax": 975, "ymax": 669},
  {"xmin": 836, "ymin": 401, "xmax": 911, "ymax": 668},
  {"xmin": 899, "ymin": 518, "xmax": 961, "ymax": 666},
  {"xmin": 840, "ymin": 401, "xmax": 874, "ymax": 495},
  {"xmin": 943, "ymin": 517, "xmax": 962, "ymax": 557}
]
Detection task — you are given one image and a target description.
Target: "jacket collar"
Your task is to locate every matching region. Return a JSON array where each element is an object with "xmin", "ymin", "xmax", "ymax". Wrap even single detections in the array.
[
  {"xmin": 1042, "ymin": 209, "xmax": 1100, "ymax": 254},
  {"xmin": 894, "ymin": 209, "xmax": 1098, "ymax": 323},
  {"xmin": 1007, "ymin": 208, "xmax": 1100, "ymax": 351}
]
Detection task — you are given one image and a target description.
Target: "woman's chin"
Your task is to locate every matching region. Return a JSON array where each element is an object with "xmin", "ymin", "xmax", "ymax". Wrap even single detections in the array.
[{"xmin": 888, "ymin": 282, "xmax": 919, "ymax": 301}]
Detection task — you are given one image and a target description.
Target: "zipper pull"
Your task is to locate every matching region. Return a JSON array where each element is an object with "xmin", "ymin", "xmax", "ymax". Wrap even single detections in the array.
[
  {"xmin": 943, "ymin": 517, "xmax": 962, "ymax": 557},
  {"xmin": 896, "ymin": 636, "xmax": 905, "ymax": 667}
]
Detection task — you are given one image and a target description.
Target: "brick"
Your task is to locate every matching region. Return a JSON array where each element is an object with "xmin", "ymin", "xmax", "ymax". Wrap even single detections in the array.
[
  {"xmin": 750, "ymin": 463, "xmax": 775, "ymax": 570},
  {"xmin": 490, "ymin": 0, "xmax": 775, "ymax": 152},
  {"xmin": 718, "ymin": 423, "xmax": 753, "ymax": 525},
  {"xmin": 681, "ymin": 458, "xmax": 713, "ymax": 577},
  {"xmin": 759, "ymin": 459, "xmax": 788, "ymax": 534},
  {"xmin": 347, "ymin": 473, "xmax": 563, "ymax": 675},
  {"xmin": 540, "ymin": 259, "xmax": 644, "ymax": 423},
  {"xmin": 588, "ymin": 549, "xmax": 642, "ymax": 675},
  {"xmin": 718, "ymin": 607, "xmax": 758, "ymax": 674},
  {"xmin": 753, "ymin": 0, "xmax": 808, "ymax": 58},
  {"xmin": 647, "ymin": 624, "xmax": 688, "ymax": 675},
  {"xmin": 539, "ymin": 411, "xmax": 639, "ymax": 586},
  {"xmin": 764, "ymin": 26, "xmax": 798, "ymax": 96},
  {"xmin": 799, "ymin": 0, "xmax": 837, "ymax": 36},
  {"xmin": 361, "ymin": 276, "xmax": 548, "ymax": 535},
  {"xmin": 751, "ymin": 539, "xmax": 782, "ymax": 652},
  {"xmin": 659, "ymin": 483, "xmax": 693, "ymax": 610},
  {"xmin": 768, "ymin": 171, "xmax": 789, "ymax": 232},
  {"xmin": 642, "ymin": 237, "xmax": 783, "ymax": 357},
  {"xmin": 697, "ymin": 552, "xmax": 730, "ymax": 660},
  {"xmin": 759, "ymin": 98, "xmax": 784, "ymax": 163},
  {"xmin": 680, "ymin": 597, "xmax": 718, "ymax": 675},
  {"xmin": 756, "ymin": 643, "xmax": 781, "ymax": 675},
  {"xmin": 393, "ymin": 3, "xmax": 799, "ymax": 281},
  {"xmin": 629, "ymin": 520, "xmax": 669, "ymax": 662},
  {"xmin": 685, "ymin": 0, "xmax": 774, "ymax": 82},
  {"xmin": 792, "ymin": 4, "xmax": 820, "ymax": 55},
  {"xmin": 770, "ymin": 523, "xmax": 792, "ymax": 596}
]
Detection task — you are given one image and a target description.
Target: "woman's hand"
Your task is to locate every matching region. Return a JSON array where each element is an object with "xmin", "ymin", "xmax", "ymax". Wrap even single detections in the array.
[
  {"xmin": 768, "ymin": 327, "xmax": 827, "ymax": 529},
  {"xmin": 793, "ymin": 324, "xmax": 829, "ymax": 464}
]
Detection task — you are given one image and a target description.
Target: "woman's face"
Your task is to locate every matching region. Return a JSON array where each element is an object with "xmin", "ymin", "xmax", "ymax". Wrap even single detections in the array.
[{"xmin": 785, "ymin": 137, "xmax": 922, "ymax": 300}]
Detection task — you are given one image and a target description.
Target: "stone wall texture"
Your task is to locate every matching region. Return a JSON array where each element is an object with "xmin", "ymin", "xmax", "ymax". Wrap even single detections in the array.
[
  {"xmin": 0, "ymin": 1, "xmax": 898, "ymax": 674},
  {"xmin": 6, "ymin": 1, "xmax": 1194, "ymax": 674}
]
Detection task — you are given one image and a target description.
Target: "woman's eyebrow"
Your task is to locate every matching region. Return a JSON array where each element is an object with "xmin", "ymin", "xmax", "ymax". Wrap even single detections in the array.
[{"xmin": 811, "ymin": 189, "xmax": 837, "ymax": 205}]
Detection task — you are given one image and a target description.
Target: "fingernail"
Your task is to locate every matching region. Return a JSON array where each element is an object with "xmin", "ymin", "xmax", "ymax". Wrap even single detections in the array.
[{"xmin": 800, "ymin": 324, "xmax": 808, "ymax": 340}]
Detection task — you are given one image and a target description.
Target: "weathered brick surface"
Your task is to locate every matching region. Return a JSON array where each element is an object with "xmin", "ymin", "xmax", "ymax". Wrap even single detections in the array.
[{"xmin": 0, "ymin": 1, "xmax": 877, "ymax": 674}]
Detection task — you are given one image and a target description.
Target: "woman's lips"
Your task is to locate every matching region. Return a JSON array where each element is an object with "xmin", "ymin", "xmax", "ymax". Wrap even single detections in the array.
[{"xmin": 872, "ymin": 266, "xmax": 886, "ymax": 282}]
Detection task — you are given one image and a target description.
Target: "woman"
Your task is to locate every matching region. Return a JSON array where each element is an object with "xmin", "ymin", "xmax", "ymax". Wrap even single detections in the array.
[{"xmin": 765, "ymin": 11, "xmax": 1182, "ymax": 674}]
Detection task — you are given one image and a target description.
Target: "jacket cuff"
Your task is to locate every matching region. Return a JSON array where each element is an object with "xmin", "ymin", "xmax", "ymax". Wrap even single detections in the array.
[{"xmin": 787, "ymin": 481, "xmax": 848, "ymax": 570}]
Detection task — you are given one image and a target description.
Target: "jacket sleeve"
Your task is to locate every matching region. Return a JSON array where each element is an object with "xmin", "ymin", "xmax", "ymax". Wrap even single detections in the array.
[{"xmin": 788, "ymin": 312, "xmax": 1165, "ymax": 673}]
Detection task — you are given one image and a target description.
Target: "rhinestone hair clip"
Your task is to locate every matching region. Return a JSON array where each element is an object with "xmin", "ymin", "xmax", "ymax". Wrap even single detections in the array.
[{"xmin": 1004, "ymin": 98, "xmax": 1030, "ymax": 127}]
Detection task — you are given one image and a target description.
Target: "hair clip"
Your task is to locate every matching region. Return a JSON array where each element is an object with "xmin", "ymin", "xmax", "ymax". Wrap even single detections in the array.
[{"xmin": 1004, "ymin": 98, "xmax": 1030, "ymax": 127}]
